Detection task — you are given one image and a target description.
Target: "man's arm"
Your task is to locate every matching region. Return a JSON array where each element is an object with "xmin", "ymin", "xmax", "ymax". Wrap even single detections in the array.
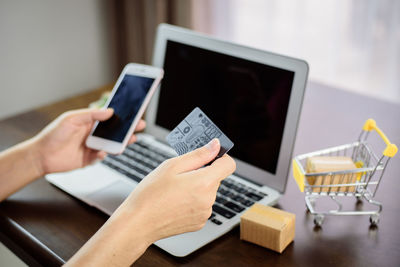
[
  {"xmin": 66, "ymin": 139, "xmax": 236, "ymax": 266},
  {"xmin": 0, "ymin": 108, "xmax": 145, "ymax": 202},
  {"xmin": 0, "ymin": 139, "xmax": 43, "ymax": 201},
  {"xmin": 0, "ymin": 108, "xmax": 236, "ymax": 266}
]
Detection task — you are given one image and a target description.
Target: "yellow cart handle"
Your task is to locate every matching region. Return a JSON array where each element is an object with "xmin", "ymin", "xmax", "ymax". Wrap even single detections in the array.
[
  {"xmin": 363, "ymin": 119, "xmax": 398, "ymax": 157},
  {"xmin": 293, "ymin": 159, "xmax": 305, "ymax": 192}
]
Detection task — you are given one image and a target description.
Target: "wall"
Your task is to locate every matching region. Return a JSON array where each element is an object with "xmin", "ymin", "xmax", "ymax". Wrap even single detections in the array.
[{"xmin": 0, "ymin": 0, "xmax": 116, "ymax": 119}]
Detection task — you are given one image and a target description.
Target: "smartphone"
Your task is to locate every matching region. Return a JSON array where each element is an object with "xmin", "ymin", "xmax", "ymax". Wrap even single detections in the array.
[{"xmin": 86, "ymin": 63, "xmax": 164, "ymax": 154}]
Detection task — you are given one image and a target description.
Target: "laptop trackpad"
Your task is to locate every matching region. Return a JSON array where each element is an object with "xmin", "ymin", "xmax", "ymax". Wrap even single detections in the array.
[{"xmin": 86, "ymin": 181, "xmax": 134, "ymax": 214}]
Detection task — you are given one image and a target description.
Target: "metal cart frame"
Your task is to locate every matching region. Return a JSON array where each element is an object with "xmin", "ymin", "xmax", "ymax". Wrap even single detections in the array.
[{"xmin": 293, "ymin": 119, "xmax": 398, "ymax": 226}]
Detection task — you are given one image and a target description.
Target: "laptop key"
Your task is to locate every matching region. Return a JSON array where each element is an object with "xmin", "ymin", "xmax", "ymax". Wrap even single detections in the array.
[
  {"xmin": 240, "ymin": 199, "xmax": 255, "ymax": 207},
  {"xmin": 224, "ymin": 201, "xmax": 245, "ymax": 213},
  {"xmin": 225, "ymin": 177, "xmax": 235, "ymax": 183},
  {"xmin": 220, "ymin": 190, "xmax": 233, "ymax": 198},
  {"xmin": 208, "ymin": 213, "xmax": 216, "ymax": 220},
  {"xmin": 120, "ymin": 155, "xmax": 152, "ymax": 172},
  {"xmin": 231, "ymin": 185, "xmax": 240, "ymax": 191},
  {"xmin": 232, "ymin": 195, "xmax": 245, "ymax": 202},
  {"xmin": 136, "ymin": 160, "xmax": 155, "ymax": 170},
  {"xmin": 136, "ymin": 142, "xmax": 152, "ymax": 150},
  {"xmin": 245, "ymin": 192, "xmax": 263, "ymax": 201},
  {"xmin": 237, "ymin": 187, "xmax": 248, "ymax": 194},
  {"xmin": 258, "ymin": 192, "xmax": 268, "ymax": 197},
  {"xmin": 102, "ymin": 160, "xmax": 114, "ymax": 168},
  {"xmin": 102, "ymin": 159, "xmax": 144, "ymax": 183},
  {"xmin": 152, "ymin": 148, "xmax": 172, "ymax": 160},
  {"xmin": 211, "ymin": 218, "xmax": 222, "ymax": 225},
  {"xmin": 225, "ymin": 192, "xmax": 236, "ymax": 199},
  {"xmin": 125, "ymin": 172, "xmax": 143, "ymax": 183},
  {"xmin": 129, "ymin": 147, "xmax": 163, "ymax": 164},
  {"xmin": 216, "ymin": 196, "xmax": 228, "ymax": 205},
  {"xmin": 123, "ymin": 152, "xmax": 156, "ymax": 170},
  {"xmin": 221, "ymin": 180, "xmax": 234, "ymax": 188},
  {"xmin": 212, "ymin": 204, "xmax": 235, "ymax": 219},
  {"xmin": 218, "ymin": 187, "xmax": 229, "ymax": 195},
  {"xmin": 109, "ymin": 156, "xmax": 149, "ymax": 176}
]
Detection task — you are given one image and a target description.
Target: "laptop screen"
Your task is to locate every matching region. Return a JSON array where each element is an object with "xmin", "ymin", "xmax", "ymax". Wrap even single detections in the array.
[{"xmin": 155, "ymin": 40, "xmax": 294, "ymax": 175}]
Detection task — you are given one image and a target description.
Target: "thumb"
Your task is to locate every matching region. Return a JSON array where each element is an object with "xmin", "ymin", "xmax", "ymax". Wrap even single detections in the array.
[
  {"xmin": 175, "ymin": 138, "xmax": 220, "ymax": 173},
  {"xmin": 91, "ymin": 108, "xmax": 114, "ymax": 121},
  {"xmin": 62, "ymin": 108, "xmax": 114, "ymax": 124}
]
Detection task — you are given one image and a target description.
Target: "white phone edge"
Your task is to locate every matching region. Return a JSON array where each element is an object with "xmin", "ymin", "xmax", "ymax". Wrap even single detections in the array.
[{"xmin": 85, "ymin": 63, "xmax": 164, "ymax": 154}]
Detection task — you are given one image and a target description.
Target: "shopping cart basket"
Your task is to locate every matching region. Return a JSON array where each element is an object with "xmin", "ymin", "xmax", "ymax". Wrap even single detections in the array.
[{"xmin": 293, "ymin": 119, "xmax": 397, "ymax": 226}]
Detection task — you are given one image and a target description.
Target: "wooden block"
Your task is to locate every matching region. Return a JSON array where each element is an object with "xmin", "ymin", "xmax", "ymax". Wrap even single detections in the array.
[
  {"xmin": 306, "ymin": 156, "xmax": 357, "ymax": 193},
  {"xmin": 340, "ymin": 172, "xmax": 358, "ymax": 193},
  {"xmin": 240, "ymin": 203, "xmax": 295, "ymax": 253}
]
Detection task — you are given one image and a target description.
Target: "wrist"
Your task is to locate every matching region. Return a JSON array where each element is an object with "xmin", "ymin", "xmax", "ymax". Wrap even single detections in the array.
[
  {"xmin": 25, "ymin": 138, "xmax": 46, "ymax": 178},
  {"xmin": 114, "ymin": 201, "xmax": 155, "ymax": 247},
  {"xmin": 67, "ymin": 202, "xmax": 154, "ymax": 266},
  {"xmin": 103, "ymin": 202, "xmax": 154, "ymax": 261}
]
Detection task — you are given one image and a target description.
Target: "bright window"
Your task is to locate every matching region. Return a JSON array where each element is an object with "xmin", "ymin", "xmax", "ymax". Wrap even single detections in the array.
[{"xmin": 193, "ymin": 0, "xmax": 400, "ymax": 103}]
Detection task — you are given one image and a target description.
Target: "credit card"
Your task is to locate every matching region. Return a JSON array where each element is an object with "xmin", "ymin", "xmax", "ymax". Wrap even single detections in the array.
[{"xmin": 166, "ymin": 107, "xmax": 234, "ymax": 159}]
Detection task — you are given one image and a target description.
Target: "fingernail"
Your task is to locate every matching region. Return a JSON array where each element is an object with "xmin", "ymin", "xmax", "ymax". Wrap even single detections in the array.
[{"xmin": 205, "ymin": 138, "xmax": 219, "ymax": 152}]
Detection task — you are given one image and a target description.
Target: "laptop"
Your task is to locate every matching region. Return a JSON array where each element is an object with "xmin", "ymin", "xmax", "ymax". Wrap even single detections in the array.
[{"xmin": 46, "ymin": 23, "xmax": 308, "ymax": 257}]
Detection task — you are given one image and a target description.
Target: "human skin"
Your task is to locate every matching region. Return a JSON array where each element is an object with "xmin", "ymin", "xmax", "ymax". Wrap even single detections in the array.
[{"xmin": 0, "ymin": 108, "xmax": 236, "ymax": 266}]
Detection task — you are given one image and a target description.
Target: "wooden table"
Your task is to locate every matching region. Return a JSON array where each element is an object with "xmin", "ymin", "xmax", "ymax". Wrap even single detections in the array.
[{"xmin": 1, "ymin": 82, "xmax": 399, "ymax": 267}]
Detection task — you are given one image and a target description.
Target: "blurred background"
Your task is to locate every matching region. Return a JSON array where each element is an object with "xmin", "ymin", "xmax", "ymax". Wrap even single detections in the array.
[{"xmin": 0, "ymin": 0, "xmax": 399, "ymax": 120}]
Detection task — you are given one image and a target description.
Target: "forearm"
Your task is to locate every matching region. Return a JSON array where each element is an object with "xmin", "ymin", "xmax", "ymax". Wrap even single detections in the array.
[
  {"xmin": 0, "ymin": 139, "xmax": 44, "ymax": 201},
  {"xmin": 66, "ymin": 203, "xmax": 153, "ymax": 266}
]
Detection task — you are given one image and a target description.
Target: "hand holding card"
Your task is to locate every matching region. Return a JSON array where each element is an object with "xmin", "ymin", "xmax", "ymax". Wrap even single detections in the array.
[{"xmin": 166, "ymin": 107, "xmax": 234, "ymax": 160}]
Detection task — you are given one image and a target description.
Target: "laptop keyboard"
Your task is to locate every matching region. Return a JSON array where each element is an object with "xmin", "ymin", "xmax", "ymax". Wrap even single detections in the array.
[
  {"xmin": 101, "ymin": 140, "xmax": 267, "ymax": 226},
  {"xmin": 102, "ymin": 142, "xmax": 170, "ymax": 183},
  {"xmin": 210, "ymin": 178, "xmax": 267, "ymax": 225}
]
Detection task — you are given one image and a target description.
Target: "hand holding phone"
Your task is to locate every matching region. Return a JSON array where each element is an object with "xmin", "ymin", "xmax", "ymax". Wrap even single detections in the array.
[{"xmin": 86, "ymin": 63, "xmax": 164, "ymax": 154}]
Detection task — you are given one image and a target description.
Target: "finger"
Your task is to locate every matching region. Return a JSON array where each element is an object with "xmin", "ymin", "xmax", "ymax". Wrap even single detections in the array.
[
  {"xmin": 85, "ymin": 149, "xmax": 105, "ymax": 165},
  {"xmin": 174, "ymin": 138, "xmax": 220, "ymax": 173},
  {"xmin": 87, "ymin": 150, "xmax": 107, "ymax": 165},
  {"xmin": 128, "ymin": 134, "xmax": 137, "ymax": 145},
  {"xmin": 135, "ymin": 119, "xmax": 146, "ymax": 132},
  {"xmin": 126, "ymin": 120, "xmax": 146, "ymax": 145},
  {"xmin": 64, "ymin": 108, "xmax": 114, "ymax": 124},
  {"xmin": 97, "ymin": 151, "xmax": 107, "ymax": 160},
  {"xmin": 191, "ymin": 154, "xmax": 236, "ymax": 183},
  {"xmin": 91, "ymin": 108, "xmax": 114, "ymax": 121}
]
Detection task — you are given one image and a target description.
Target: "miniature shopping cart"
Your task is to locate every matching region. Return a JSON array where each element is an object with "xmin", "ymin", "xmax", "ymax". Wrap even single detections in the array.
[{"xmin": 293, "ymin": 119, "xmax": 397, "ymax": 227}]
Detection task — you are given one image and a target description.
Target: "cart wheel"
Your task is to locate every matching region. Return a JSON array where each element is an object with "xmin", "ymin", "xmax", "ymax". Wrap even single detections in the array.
[
  {"xmin": 306, "ymin": 198, "xmax": 316, "ymax": 211},
  {"xmin": 314, "ymin": 215, "xmax": 324, "ymax": 227},
  {"xmin": 305, "ymin": 203, "xmax": 311, "ymax": 213},
  {"xmin": 356, "ymin": 196, "xmax": 363, "ymax": 203},
  {"xmin": 369, "ymin": 214, "xmax": 379, "ymax": 226}
]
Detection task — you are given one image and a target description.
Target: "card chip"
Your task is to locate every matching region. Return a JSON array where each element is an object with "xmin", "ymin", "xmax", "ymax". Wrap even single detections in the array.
[{"xmin": 166, "ymin": 107, "xmax": 234, "ymax": 158}]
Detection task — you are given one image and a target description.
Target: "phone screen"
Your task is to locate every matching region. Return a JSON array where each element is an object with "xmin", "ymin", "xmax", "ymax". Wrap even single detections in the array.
[{"xmin": 92, "ymin": 74, "xmax": 155, "ymax": 142}]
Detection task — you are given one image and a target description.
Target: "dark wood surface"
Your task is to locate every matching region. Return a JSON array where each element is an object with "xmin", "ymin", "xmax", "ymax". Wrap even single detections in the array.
[{"xmin": 0, "ymin": 82, "xmax": 399, "ymax": 267}]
